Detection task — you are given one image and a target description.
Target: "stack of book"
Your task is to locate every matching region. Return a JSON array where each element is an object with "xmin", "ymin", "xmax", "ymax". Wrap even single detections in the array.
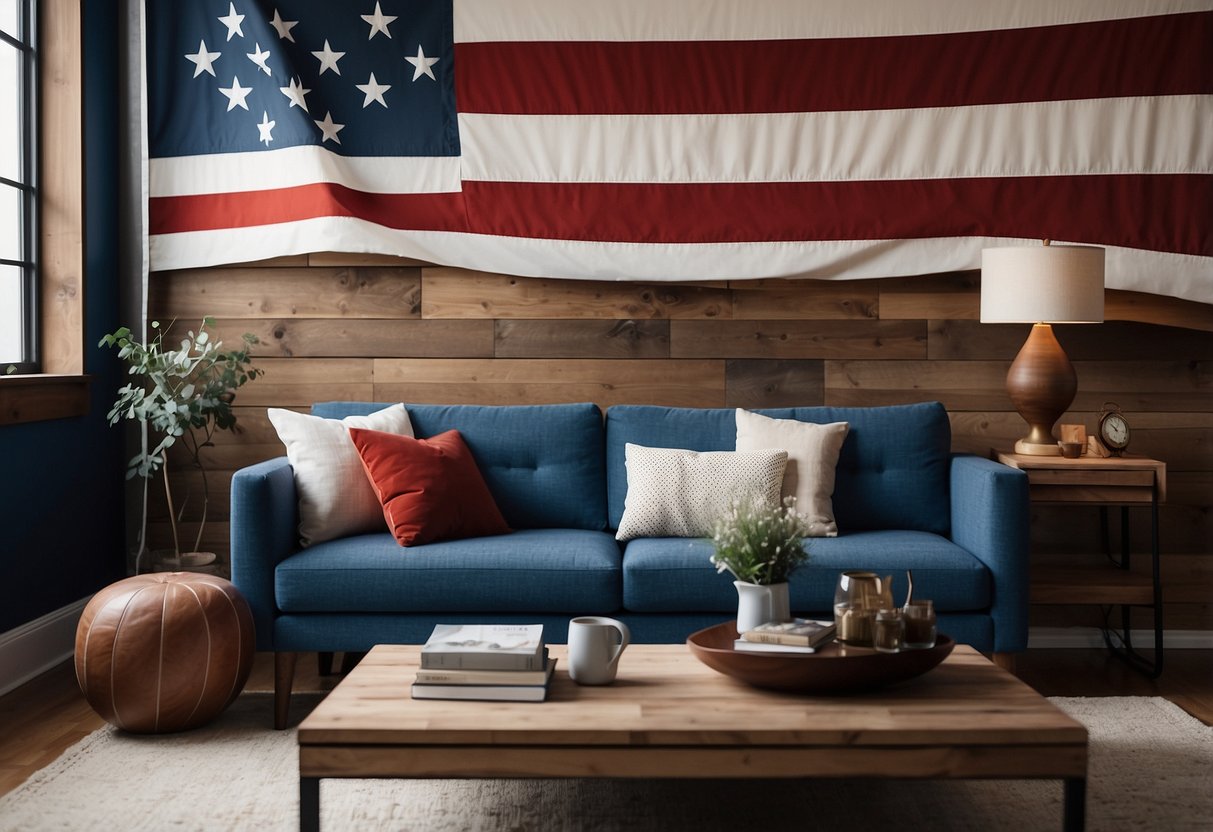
[
  {"xmin": 411, "ymin": 624, "xmax": 555, "ymax": 702},
  {"xmin": 734, "ymin": 619, "xmax": 837, "ymax": 654}
]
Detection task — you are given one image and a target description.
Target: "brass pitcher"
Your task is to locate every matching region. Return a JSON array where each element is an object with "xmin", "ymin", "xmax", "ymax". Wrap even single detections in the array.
[{"xmin": 833, "ymin": 571, "xmax": 894, "ymax": 646}]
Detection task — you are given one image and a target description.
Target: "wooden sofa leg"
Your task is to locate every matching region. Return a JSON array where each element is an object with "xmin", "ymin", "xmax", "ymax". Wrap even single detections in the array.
[
  {"xmin": 339, "ymin": 651, "xmax": 366, "ymax": 675},
  {"xmin": 275, "ymin": 652, "xmax": 298, "ymax": 730},
  {"xmin": 318, "ymin": 651, "xmax": 334, "ymax": 676},
  {"xmin": 992, "ymin": 652, "xmax": 1017, "ymax": 675}
]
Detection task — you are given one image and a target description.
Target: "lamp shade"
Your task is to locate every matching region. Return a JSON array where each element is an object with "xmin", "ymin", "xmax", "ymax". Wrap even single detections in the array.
[{"xmin": 980, "ymin": 245, "xmax": 1105, "ymax": 323}]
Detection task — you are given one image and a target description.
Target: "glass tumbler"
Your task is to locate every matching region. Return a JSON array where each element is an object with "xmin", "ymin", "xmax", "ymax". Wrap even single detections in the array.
[
  {"xmin": 872, "ymin": 608, "xmax": 904, "ymax": 653},
  {"xmin": 902, "ymin": 600, "xmax": 937, "ymax": 649}
]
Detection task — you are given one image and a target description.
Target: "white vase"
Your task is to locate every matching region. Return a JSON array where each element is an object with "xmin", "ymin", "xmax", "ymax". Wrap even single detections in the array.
[{"xmin": 734, "ymin": 581, "xmax": 791, "ymax": 633}]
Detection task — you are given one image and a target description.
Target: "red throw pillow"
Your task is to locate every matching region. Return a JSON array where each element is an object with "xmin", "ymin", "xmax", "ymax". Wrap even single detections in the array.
[{"xmin": 348, "ymin": 428, "xmax": 510, "ymax": 547}]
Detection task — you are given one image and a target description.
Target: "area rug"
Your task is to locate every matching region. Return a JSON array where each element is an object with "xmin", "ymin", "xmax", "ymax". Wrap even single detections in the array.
[{"xmin": 1, "ymin": 696, "xmax": 1210, "ymax": 831}]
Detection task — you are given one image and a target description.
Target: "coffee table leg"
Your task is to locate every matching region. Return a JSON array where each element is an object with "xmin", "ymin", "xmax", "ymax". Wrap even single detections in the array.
[
  {"xmin": 300, "ymin": 777, "xmax": 320, "ymax": 832},
  {"xmin": 1064, "ymin": 778, "xmax": 1086, "ymax": 831}
]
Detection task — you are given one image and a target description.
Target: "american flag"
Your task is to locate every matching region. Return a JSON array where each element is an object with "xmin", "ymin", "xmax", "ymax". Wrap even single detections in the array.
[{"xmin": 147, "ymin": 0, "xmax": 1213, "ymax": 303}]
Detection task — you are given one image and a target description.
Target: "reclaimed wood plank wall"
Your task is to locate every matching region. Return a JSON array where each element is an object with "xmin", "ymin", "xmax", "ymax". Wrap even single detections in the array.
[{"xmin": 148, "ymin": 254, "xmax": 1213, "ymax": 631}]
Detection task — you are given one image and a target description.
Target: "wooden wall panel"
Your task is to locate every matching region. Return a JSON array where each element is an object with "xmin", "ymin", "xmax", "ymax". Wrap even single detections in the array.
[
  {"xmin": 929, "ymin": 320, "xmax": 1213, "ymax": 361},
  {"xmin": 495, "ymin": 320, "xmax": 670, "ymax": 358},
  {"xmin": 724, "ymin": 360, "xmax": 824, "ymax": 409},
  {"xmin": 167, "ymin": 318, "xmax": 494, "ymax": 358},
  {"xmin": 151, "ymin": 267, "xmax": 421, "ymax": 319},
  {"xmin": 670, "ymin": 320, "xmax": 927, "ymax": 359},
  {"xmin": 147, "ymin": 258, "xmax": 1213, "ymax": 630},
  {"xmin": 729, "ymin": 280, "xmax": 879, "ymax": 320},
  {"xmin": 421, "ymin": 268, "xmax": 732, "ymax": 319},
  {"xmin": 235, "ymin": 358, "xmax": 373, "ymax": 406},
  {"xmin": 372, "ymin": 358, "xmax": 726, "ymax": 409}
]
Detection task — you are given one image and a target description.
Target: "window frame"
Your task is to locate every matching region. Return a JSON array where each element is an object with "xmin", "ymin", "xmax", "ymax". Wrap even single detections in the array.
[
  {"xmin": 0, "ymin": 0, "xmax": 89, "ymax": 426},
  {"xmin": 1, "ymin": 0, "xmax": 38, "ymax": 373}
]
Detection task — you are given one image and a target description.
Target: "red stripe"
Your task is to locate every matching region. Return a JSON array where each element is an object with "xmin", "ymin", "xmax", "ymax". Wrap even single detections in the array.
[
  {"xmin": 150, "ymin": 175, "xmax": 1211, "ymax": 257},
  {"xmin": 455, "ymin": 12, "xmax": 1213, "ymax": 114},
  {"xmin": 150, "ymin": 183, "xmax": 470, "ymax": 235}
]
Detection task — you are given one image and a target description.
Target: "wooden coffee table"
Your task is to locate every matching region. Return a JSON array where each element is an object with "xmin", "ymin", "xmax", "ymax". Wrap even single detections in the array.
[{"xmin": 298, "ymin": 643, "xmax": 1088, "ymax": 831}]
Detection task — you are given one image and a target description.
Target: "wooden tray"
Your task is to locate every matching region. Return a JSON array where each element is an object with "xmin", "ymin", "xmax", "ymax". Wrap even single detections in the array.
[{"xmin": 686, "ymin": 621, "xmax": 955, "ymax": 694}]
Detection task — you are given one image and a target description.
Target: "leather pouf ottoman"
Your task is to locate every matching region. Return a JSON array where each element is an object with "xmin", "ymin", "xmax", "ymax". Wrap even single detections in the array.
[{"xmin": 75, "ymin": 573, "xmax": 255, "ymax": 733}]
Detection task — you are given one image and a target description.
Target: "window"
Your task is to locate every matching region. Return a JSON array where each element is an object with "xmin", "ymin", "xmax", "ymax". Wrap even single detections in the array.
[{"xmin": 1, "ymin": 0, "xmax": 35, "ymax": 371}]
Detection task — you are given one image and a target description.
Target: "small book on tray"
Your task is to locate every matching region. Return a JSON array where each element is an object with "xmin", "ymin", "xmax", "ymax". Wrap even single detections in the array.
[
  {"xmin": 420, "ymin": 624, "xmax": 547, "ymax": 671},
  {"xmin": 740, "ymin": 619, "xmax": 837, "ymax": 648},
  {"xmin": 411, "ymin": 657, "xmax": 557, "ymax": 702}
]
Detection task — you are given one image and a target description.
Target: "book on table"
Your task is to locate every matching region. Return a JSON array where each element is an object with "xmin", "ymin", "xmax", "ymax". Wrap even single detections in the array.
[
  {"xmin": 739, "ymin": 619, "xmax": 837, "ymax": 649},
  {"xmin": 732, "ymin": 640, "xmax": 820, "ymax": 654},
  {"xmin": 420, "ymin": 623, "xmax": 547, "ymax": 671},
  {"xmin": 411, "ymin": 657, "xmax": 557, "ymax": 702}
]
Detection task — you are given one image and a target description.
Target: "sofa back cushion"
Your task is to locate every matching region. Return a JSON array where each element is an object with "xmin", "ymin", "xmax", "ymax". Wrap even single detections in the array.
[
  {"xmin": 605, "ymin": 402, "xmax": 951, "ymax": 535},
  {"xmin": 314, "ymin": 402, "xmax": 607, "ymax": 531}
]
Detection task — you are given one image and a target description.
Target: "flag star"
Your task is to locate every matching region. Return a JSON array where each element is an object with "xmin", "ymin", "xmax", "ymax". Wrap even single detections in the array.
[
  {"xmin": 218, "ymin": 76, "xmax": 253, "ymax": 111},
  {"xmin": 311, "ymin": 40, "xmax": 345, "ymax": 76},
  {"xmin": 269, "ymin": 9, "xmax": 298, "ymax": 42},
  {"xmin": 184, "ymin": 39, "xmax": 221, "ymax": 78},
  {"xmin": 257, "ymin": 111, "xmax": 276, "ymax": 146},
  {"xmin": 404, "ymin": 45, "xmax": 440, "ymax": 82},
  {"xmin": 361, "ymin": 2, "xmax": 397, "ymax": 39},
  {"xmin": 355, "ymin": 72, "xmax": 391, "ymax": 108},
  {"xmin": 246, "ymin": 43, "xmax": 272, "ymax": 76},
  {"xmin": 314, "ymin": 111, "xmax": 345, "ymax": 145},
  {"xmin": 217, "ymin": 2, "xmax": 245, "ymax": 41},
  {"xmin": 279, "ymin": 77, "xmax": 311, "ymax": 112}
]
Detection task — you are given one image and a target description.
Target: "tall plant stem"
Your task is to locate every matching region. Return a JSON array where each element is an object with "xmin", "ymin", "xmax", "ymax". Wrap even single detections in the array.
[
  {"xmin": 192, "ymin": 459, "xmax": 209, "ymax": 554},
  {"xmin": 161, "ymin": 458, "xmax": 182, "ymax": 561}
]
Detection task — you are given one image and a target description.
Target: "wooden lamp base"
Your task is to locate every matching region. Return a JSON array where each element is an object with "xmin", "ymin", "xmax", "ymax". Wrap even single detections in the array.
[{"xmin": 1006, "ymin": 324, "xmax": 1077, "ymax": 456}]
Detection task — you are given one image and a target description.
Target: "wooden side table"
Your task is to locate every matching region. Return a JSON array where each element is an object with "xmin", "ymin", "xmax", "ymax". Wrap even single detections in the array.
[{"xmin": 995, "ymin": 451, "xmax": 1166, "ymax": 678}]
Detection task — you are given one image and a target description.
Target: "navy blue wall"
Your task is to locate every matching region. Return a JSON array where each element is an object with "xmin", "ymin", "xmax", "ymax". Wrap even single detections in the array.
[{"xmin": 0, "ymin": 0, "xmax": 125, "ymax": 633}]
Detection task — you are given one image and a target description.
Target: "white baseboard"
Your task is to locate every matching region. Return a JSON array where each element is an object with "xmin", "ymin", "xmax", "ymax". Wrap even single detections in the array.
[
  {"xmin": 1028, "ymin": 626, "xmax": 1213, "ymax": 649},
  {"xmin": 0, "ymin": 596, "xmax": 92, "ymax": 697}
]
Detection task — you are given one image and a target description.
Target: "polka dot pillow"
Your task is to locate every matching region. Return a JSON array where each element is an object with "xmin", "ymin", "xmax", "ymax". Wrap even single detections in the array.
[{"xmin": 615, "ymin": 443, "xmax": 788, "ymax": 541}]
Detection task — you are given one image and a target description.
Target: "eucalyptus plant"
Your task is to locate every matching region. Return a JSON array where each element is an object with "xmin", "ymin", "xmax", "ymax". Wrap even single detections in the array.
[{"xmin": 100, "ymin": 317, "xmax": 263, "ymax": 564}]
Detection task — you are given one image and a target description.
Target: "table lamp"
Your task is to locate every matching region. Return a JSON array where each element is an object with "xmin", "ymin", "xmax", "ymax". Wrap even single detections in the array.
[{"xmin": 980, "ymin": 242, "xmax": 1104, "ymax": 455}]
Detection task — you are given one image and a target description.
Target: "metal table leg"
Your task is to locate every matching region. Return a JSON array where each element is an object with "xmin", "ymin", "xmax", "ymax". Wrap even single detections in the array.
[
  {"xmin": 1064, "ymin": 778, "xmax": 1087, "ymax": 831},
  {"xmin": 1098, "ymin": 482, "xmax": 1164, "ymax": 678},
  {"xmin": 300, "ymin": 776, "xmax": 320, "ymax": 832}
]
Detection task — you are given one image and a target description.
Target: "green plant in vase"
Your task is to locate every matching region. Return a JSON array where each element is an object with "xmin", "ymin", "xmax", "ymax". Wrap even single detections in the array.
[
  {"xmin": 710, "ymin": 496, "xmax": 810, "ymax": 631},
  {"xmin": 100, "ymin": 317, "xmax": 263, "ymax": 570}
]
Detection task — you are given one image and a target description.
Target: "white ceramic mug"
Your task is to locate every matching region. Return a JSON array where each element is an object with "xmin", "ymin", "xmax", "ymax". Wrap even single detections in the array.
[{"xmin": 567, "ymin": 616, "xmax": 631, "ymax": 685}]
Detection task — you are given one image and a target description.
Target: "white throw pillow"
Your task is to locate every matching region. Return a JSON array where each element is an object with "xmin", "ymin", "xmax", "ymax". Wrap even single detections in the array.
[
  {"xmin": 615, "ymin": 444, "xmax": 787, "ymax": 542},
  {"xmin": 734, "ymin": 409, "xmax": 849, "ymax": 537},
  {"xmin": 267, "ymin": 404, "xmax": 414, "ymax": 546}
]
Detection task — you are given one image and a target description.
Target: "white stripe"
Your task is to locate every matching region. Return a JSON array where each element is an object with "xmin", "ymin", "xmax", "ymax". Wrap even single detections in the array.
[
  {"xmin": 460, "ymin": 96, "xmax": 1213, "ymax": 184},
  {"xmin": 149, "ymin": 145, "xmax": 462, "ymax": 198},
  {"xmin": 454, "ymin": 0, "xmax": 1211, "ymax": 42},
  {"xmin": 149, "ymin": 219, "xmax": 1213, "ymax": 306},
  {"xmin": 151, "ymin": 96, "xmax": 1213, "ymax": 196}
]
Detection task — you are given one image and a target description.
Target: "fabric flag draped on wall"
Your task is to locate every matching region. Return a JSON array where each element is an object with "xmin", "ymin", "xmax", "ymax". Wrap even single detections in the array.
[{"xmin": 146, "ymin": 0, "xmax": 1213, "ymax": 303}]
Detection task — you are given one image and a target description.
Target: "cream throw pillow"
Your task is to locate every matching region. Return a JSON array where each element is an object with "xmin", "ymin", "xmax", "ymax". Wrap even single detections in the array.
[
  {"xmin": 615, "ymin": 444, "xmax": 788, "ymax": 542},
  {"xmin": 267, "ymin": 404, "xmax": 414, "ymax": 546},
  {"xmin": 735, "ymin": 409, "xmax": 849, "ymax": 537}
]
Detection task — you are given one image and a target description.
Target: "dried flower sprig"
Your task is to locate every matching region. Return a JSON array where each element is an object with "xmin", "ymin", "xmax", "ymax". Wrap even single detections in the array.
[{"xmin": 709, "ymin": 496, "xmax": 809, "ymax": 585}]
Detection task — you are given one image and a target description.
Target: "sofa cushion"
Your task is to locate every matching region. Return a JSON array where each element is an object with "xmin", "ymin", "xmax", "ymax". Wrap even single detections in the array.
[
  {"xmin": 275, "ymin": 528, "xmax": 621, "ymax": 614},
  {"xmin": 267, "ymin": 403, "xmax": 414, "ymax": 546},
  {"xmin": 314, "ymin": 402, "xmax": 607, "ymax": 531},
  {"xmin": 734, "ymin": 408, "xmax": 849, "ymax": 537},
  {"xmin": 349, "ymin": 428, "xmax": 510, "ymax": 546},
  {"xmin": 606, "ymin": 402, "xmax": 951, "ymax": 535},
  {"xmin": 622, "ymin": 531, "xmax": 990, "ymax": 614},
  {"xmin": 615, "ymin": 444, "xmax": 787, "ymax": 541}
]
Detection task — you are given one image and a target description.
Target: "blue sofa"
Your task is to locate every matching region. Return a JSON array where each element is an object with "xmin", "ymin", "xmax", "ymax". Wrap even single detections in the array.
[{"xmin": 231, "ymin": 400, "xmax": 1029, "ymax": 726}]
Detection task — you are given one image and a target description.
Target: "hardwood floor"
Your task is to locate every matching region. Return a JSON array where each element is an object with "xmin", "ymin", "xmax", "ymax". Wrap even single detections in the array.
[{"xmin": 1, "ymin": 648, "xmax": 1210, "ymax": 799}]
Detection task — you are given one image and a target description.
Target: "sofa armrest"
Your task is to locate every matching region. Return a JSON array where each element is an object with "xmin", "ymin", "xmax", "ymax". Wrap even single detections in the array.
[
  {"xmin": 230, "ymin": 456, "xmax": 299, "ymax": 651},
  {"xmin": 949, "ymin": 454, "xmax": 1030, "ymax": 653}
]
